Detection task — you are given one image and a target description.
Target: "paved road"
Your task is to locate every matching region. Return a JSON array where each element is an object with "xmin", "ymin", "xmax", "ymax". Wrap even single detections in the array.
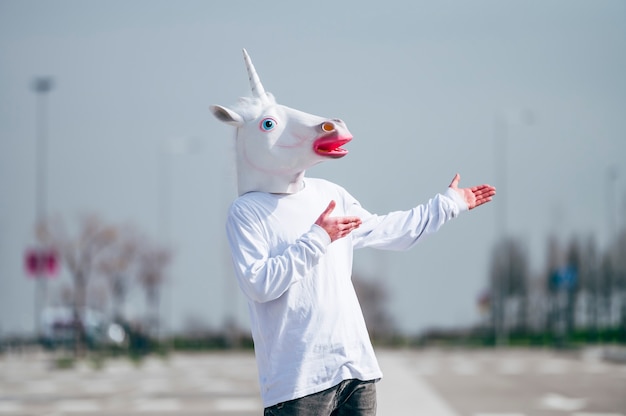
[
  {"xmin": 377, "ymin": 348, "xmax": 626, "ymax": 416},
  {"xmin": 0, "ymin": 347, "xmax": 624, "ymax": 415}
]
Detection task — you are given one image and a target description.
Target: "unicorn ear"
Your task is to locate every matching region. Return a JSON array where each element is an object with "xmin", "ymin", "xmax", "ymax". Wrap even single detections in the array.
[{"xmin": 210, "ymin": 105, "xmax": 244, "ymax": 127}]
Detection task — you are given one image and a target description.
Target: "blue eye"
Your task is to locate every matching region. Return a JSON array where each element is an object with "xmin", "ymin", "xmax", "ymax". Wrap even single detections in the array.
[{"xmin": 260, "ymin": 118, "xmax": 276, "ymax": 131}]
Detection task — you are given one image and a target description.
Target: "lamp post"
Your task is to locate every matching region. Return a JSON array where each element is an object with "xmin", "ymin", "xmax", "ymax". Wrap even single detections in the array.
[
  {"xmin": 31, "ymin": 76, "xmax": 54, "ymax": 338},
  {"xmin": 493, "ymin": 109, "xmax": 533, "ymax": 347},
  {"xmin": 493, "ymin": 113, "xmax": 508, "ymax": 347}
]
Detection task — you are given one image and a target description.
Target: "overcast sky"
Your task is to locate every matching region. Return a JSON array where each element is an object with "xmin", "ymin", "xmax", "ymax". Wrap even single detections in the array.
[{"xmin": 1, "ymin": 0, "xmax": 625, "ymax": 336}]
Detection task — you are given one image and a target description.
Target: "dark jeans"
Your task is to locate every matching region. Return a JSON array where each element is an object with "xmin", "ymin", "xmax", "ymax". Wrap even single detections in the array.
[{"xmin": 264, "ymin": 379, "xmax": 377, "ymax": 416}]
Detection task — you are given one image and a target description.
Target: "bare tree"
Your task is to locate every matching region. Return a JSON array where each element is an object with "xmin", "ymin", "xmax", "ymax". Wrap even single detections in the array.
[
  {"xmin": 599, "ymin": 252, "xmax": 615, "ymax": 328},
  {"xmin": 544, "ymin": 235, "xmax": 563, "ymax": 337},
  {"xmin": 489, "ymin": 237, "xmax": 530, "ymax": 338},
  {"xmin": 97, "ymin": 226, "xmax": 140, "ymax": 323},
  {"xmin": 37, "ymin": 214, "xmax": 117, "ymax": 356},
  {"xmin": 136, "ymin": 242, "xmax": 172, "ymax": 339},
  {"xmin": 577, "ymin": 236, "xmax": 600, "ymax": 337},
  {"xmin": 565, "ymin": 238, "xmax": 582, "ymax": 335},
  {"xmin": 614, "ymin": 229, "xmax": 626, "ymax": 340}
]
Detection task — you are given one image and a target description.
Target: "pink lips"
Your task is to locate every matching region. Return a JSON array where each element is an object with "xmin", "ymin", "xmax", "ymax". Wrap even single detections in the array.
[{"xmin": 313, "ymin": 134, "xmax": 352, "ymax": 158}]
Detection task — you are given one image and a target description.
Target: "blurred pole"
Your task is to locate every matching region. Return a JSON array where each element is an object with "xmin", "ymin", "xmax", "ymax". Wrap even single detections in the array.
[
  {"xmin": 494, "ymin": 114, "xmax": 508, "ymax": 347},
  {"xmin": 32, "ymin": 77, "xmax": 54, "ymax": 339},
  {"xmin": 493, "ymin": 110, "xmax": 534, "ymax": 347}
]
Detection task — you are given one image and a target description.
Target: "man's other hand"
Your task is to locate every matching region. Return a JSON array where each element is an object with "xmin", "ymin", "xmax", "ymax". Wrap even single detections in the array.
[{"xmin": 315, "ymin": 200, "xmax": 362, "ymax": 242}]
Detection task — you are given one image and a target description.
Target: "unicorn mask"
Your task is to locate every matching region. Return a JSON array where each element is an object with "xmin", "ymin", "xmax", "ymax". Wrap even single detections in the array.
[{"xmin": 210, "ymin": 49, "xmax": 353, "ymax": 196}]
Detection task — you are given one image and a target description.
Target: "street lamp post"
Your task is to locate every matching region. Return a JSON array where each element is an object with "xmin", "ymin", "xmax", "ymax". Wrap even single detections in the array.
[
  {"xmin": 494, "ymin": 113, "xmax": 508, "ymax": 347},
  {"xmin": 493, "ymin": 110, "xmax": 533, "ymax": 347},
  {"xmin": 32, "ymin": 76, "xmax": 54, "ymax": 338}
]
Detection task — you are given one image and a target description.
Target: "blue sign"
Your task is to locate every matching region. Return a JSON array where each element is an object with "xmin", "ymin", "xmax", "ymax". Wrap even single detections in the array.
[{"xmin": 552, "ymin": 266, "xmax": 577, "ymax": 290}]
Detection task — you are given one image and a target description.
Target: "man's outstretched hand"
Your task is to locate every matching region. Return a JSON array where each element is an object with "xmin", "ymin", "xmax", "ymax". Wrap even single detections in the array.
[
  {"xmin": 315, "ymin": 176, "xmax": 494, "ymax": 242},
  {"xmin": 449, "ymin": 173, "xmax": 496, "ymax": 210},
  {"xmin": 315, "ymin": 200, "xmax": 362, "ymax": 242}
]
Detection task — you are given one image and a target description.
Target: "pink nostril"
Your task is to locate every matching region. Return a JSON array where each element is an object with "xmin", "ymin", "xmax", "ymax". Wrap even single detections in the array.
[{"xmin": 321, "ymin": 121, "xmax": 335, "ymax": 132}]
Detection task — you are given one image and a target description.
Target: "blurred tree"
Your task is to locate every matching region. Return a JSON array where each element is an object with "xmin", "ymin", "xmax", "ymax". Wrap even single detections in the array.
[
  {"xmin": 578, "ymin": 236, "xmax": 601, "ymax": 338},
  {"xmin": 525, "ymin": 272, "xmax": 547, "ymax": 333},
  {"xmin": 615, "ymin": 229, "xmax": 626, "ymax": 341},
  {"xmin": 599, "ymin": 251, "xmax": 615, "ymax": 329},
  {"xmin": 136, "ymin": 242, "xmax": 172, "ymax": 339},
  {"xmin": 97, "ymin": 226, "xmax": 140, "ymax": 323},
  {"xmin": 565, "ymin": 238, "xmax": 582, "ymax": 336},
  {"xmin": 544, "ymin": 235, "xmax": 563, "ymax": 337},
  {"xmin": 489, "ymin": 237, "xmax": 530, "ymax": 340},
  {"xmin": 37, "ymin": 214, "xmax": 117, "ymax": 356}
]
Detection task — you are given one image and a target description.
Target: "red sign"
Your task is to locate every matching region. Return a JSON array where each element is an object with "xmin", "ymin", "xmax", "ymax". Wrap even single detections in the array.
[{"xmin": 25, "ymin": 249, "xmax": 59, "ymax": 278}]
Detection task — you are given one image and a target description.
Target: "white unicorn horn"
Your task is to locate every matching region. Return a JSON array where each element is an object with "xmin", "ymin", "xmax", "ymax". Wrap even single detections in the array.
[{"xmin": 242, "ymin": 48, "xmax": 267, "ymax": 100}]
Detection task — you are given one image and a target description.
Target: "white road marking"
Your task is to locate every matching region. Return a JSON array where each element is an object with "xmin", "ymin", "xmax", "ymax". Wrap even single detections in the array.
[
  {"xmin": 0, "ymin": 401, "xmax": 22, "ymax": 413},
  {"xmin": 473, "ymin": 413, "xmax": 525, "ymax": 416},
  {"xmin": 24, "ymin": 379, "xmax": 58, "ymax": 393},
  {"xmin": 377, "ymin": 351, "xmax": 460, "ymax": 416},
  {"xmin": 138, "ymin": 378, "xmax": 171, "ymax": 393},
  {"xmin": 55, "ymin": 399, "xmax": 101, "ymax": 412},
  {"xmin": 539, "ymin": 393, "xmax": 587, "ymax": 411},
  {"xmin": 498, "ymin": 359, "xmax": 525, "ymax": 375},
  {"xmin": 214, "ymin": 398, "xmax": 261, "ymax": 412},
  {"xmin": 81, "ymin": 379, "xmax": 117, "ymax": 394},
  {"xmin": 133, "ymin": 398, "xmax": 182, "ymax": 412}
]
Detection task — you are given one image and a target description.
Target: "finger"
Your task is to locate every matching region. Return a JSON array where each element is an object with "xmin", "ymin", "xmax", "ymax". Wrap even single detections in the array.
[
  {"xmin": 338, "ymin": 221, "xmax": 361, "ymax": 231},
  {"xmin": 473, "ymin": 185, "xmax": 496, "ymax": 196},
  {"xmin": 473, "ymin": 195, "xmax": 493, "ymax": 208},
  {"xmin": 448, "ymin": 173, "xmax": 461, "ymax": 188},
  {"xmin": 471, "ymin": 184, "xmax": 494, "ymax": 192},
  {"xmin": 344, "ymin": 222, "xmax": 361, "ymax": 233},
  {"xmin": 473, "ymin": 188, "xmax": 496, "ymax": 198},
  {"xmin": 320, "ymin": 200, "xmax": 336, "ymax": 219}
]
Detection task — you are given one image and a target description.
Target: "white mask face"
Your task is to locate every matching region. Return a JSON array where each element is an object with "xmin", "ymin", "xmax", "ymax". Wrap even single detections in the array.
[{"xmin": 211, "ymin": 49, "xmax": 352, "ymax": 195}]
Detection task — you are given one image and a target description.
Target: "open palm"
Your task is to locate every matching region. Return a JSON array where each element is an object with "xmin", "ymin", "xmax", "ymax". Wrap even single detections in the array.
[{"xmin": 449, "ymin": 173, "xmax": 496, "ymax": 210}]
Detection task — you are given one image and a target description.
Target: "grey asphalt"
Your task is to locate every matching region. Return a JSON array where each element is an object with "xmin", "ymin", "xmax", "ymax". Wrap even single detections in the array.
[{"xmin": 1, "ymin": 347, "xmax": 625, "ymax": 415}]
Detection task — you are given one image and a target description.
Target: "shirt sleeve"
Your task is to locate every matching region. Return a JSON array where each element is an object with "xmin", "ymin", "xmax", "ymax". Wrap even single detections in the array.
[
  {"xmin": 225, "ymin": 201, "xmax": 331, "ymax": 303},
  {"xmin": 350, "ymin": 187, "xmax": 468, "ymax": 251}
]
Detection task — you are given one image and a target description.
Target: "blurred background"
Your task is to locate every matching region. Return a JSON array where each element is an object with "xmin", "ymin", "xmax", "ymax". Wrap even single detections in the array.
[{"xmin": 1, "ymin": 0, "xmax": 625, "ymax": 354}]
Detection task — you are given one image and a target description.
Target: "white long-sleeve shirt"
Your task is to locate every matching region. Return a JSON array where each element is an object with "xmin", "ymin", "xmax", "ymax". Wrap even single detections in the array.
[{"xmin": 225, "ymin": 177, "xmax": 467, "ymax": 408}]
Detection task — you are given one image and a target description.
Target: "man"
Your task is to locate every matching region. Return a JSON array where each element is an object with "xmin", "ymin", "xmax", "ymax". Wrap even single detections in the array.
[{"xmin": 212, "ymin": 49, "xmax": 496, "ymax": 415}]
